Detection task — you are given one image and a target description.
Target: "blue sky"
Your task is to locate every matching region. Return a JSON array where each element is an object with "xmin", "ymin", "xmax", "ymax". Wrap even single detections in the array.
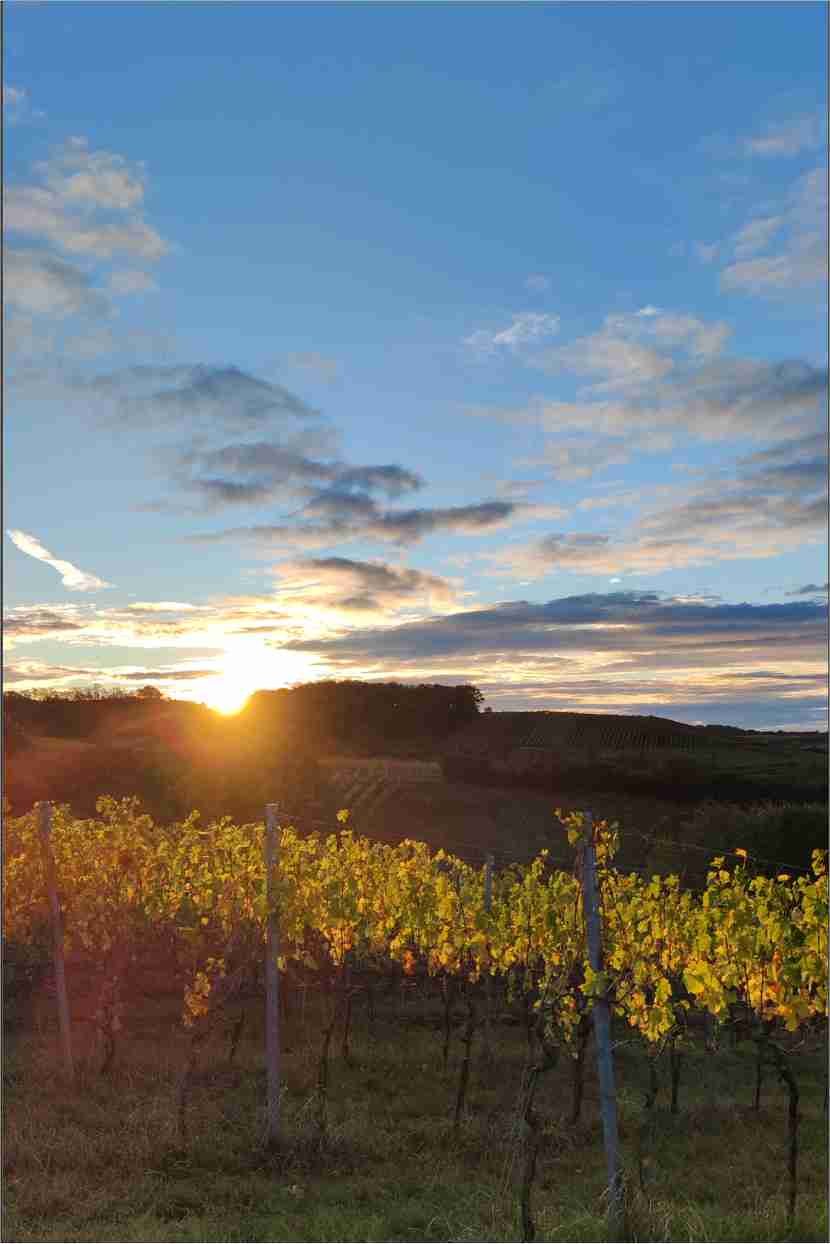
[{"xmin": 4, "ymin": 2, "xmax": 828, "ymax": 727}]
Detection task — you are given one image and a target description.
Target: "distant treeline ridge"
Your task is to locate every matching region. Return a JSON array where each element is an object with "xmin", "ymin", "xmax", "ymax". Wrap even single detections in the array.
[{"xmin": 3, "ymin": 681, "xmax": 484, "ymax": 745}]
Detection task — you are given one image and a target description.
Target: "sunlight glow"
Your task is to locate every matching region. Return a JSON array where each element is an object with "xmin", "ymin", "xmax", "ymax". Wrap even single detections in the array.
[{"xmin": 201, "ymin": 642, "xmax": 317, "ymax": 714}]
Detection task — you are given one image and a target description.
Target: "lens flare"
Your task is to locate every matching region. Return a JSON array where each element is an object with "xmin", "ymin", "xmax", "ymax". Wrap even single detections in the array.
[{"xmin": 201, "ymin": 642, "xmax": 316, "ymax": 714}]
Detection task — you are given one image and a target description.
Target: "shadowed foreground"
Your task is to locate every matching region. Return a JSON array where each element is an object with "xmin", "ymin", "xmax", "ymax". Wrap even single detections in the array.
[{"xmin": 3, "ymin": 973, "xmax": 827, "ymax": 1243}]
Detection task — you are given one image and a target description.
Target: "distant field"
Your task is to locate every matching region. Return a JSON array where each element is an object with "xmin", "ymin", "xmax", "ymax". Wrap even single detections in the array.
[
  {"xmin": 5, "ymin": 704, "xmax": 826, "ymax": 881},
  {"xmin": 441, "ymin": 711, "xmax": 828, "ymax": 806}
]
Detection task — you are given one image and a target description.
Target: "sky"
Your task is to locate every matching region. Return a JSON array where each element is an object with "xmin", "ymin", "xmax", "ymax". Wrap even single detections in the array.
[{"xmin": 3, "ymin": 2, "xmax": 828, "ymax": 729}]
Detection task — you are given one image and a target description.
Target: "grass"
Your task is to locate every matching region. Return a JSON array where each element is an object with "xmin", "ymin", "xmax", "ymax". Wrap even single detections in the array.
[{"xmin": 3, "ymin": 971, "xmax": 827, "ymax": 1242}]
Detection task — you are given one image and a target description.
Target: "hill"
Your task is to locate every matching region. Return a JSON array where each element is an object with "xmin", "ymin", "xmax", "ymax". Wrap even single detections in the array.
[
  {"xmin": 442, "ymin": 709, "xmax": 828, "ymax": 804},
  {"xmin": 3, "ymin": 691, "xmax": 826, "ymax": 846}
]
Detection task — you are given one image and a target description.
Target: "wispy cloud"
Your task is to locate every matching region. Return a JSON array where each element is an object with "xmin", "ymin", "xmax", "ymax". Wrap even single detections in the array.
[
  {"xmin": 7, "ymin": 529, "xmax": 112, "ymax": 591},
  {"xmin": 275, "ymin": 591, "xmax": 827, "ymax": 727},
  {"xmin": 721, "ymin": 165, "xmax": 828, "ymax": 296},
  {"xmin": 109, "ymin": 667, "xmax": 217, "ymax": 682},
  {"xmin": 4, "ymin": 587, "xmax": 825, "ymax": 730},
  {"xmin": 464, "ymin": 312, "xmax": 561, "ymax": 357},
  {"xmin": 543, "ymin": 307, "xmax": 731, "ymax": 394},
  {"xmin": 4, "ymin": 660, "xmax": 99, "ymax": 684},
  {"xmin": 4, "ymin": 134, "xmax": 172, "ymax": 375},
  {"xmin": 89, "ymin": 364, "xmax": 319, "ymax": 428},
  {"xmin": 495, "ymin": 431, "xmax": 827, "ymax": 580},
  {"xmin": 3, "ymin": 606, "xmax": 89, "ymax": 638},
  {"xmin": 283, "ymin": 591, "xmax": 827, "ymax": 662},
  {"xmin": 272, "ymin": 556, "xmax": 460, "ymax": 616},
  {"xmin": 732, "ymin": 216, "xmax": 784, "ymax": 259},
  {"xmin": 521, "ymin": 441, "xmax": 631, "ymax": 482},
  {"xmin": 153, "ymin": 436, "xmax": 424, "ymax": 514},
  {"xmin": 106, "ymin": 269, "xmax": 158, "ymax": 296},
  {"xmin": 0, "ymin": 557, "xmax": 461, "ymax": 670},
  {"xmin": 524, "ymin": 274, "xmax": 551, "ymax": 293},
  {"xmin": 745, "ymin": 115, "xmax": 825, "ymax": 158},
  {"xmin": 469, "ymin": 334, "xmax": 825, "ymax": 455},
  {"xmin": 786, "ymin": 582, "xmax": 829, "ymax": 596},
  {"xmin": 576, "ymin": 487, "xmax": 674, "ymax": 512},
  {"xmin": 3, "ymin": 85, "xmax": 45, "ymax": 125},
  {"xmin": 4, "ymin": 248, "xmax": 110, "ymax": 319},
  {"xmin": 193, "ymin": 499, "xmax": 521, "ymax": 550}
]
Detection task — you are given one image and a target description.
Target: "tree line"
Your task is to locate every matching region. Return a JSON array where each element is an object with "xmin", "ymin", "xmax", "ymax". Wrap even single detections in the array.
[
  {"xmin": 3, "ymin": 680, "xmax": 483, "ymax": 746},
  {"xmin": 243, "ymin": 680, "xmax": 483, "ymax": 746}
]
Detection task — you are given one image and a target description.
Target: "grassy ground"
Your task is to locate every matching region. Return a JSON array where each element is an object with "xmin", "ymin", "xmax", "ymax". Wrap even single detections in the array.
[{"xmin": 3, "ymin": 973, "xmax": 827, "ymax": 1243}]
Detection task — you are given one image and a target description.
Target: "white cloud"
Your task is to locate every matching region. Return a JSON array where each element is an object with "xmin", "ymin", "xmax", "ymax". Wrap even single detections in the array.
[
  {"xmin": 464, "ymin": 312, "xmax": 560, "ymax": 356},
  {"xmin": 577, "ymin": 488, "xmax": 674, "ymax": 511},
  {"xmin": 3, "ymin": 248, "xmax": 109, "ymax": 318},
  {"xmin": 721, "ymin": 165, "xmax": 828, "ymax": 296},
  {"xmin": 3, "ymin": 85, "xmax": 44, "ymax": 125},
  {"xmin": 126, "ymin": 601, "xmax": 211, "ymax": 613},
  {"xmin": 548, "ymin": 332, "xmax": 672, "ymax": 391},
  {"xmin": 4, "ymin": 660, "xmax": 98, "ymax": 684},
  {"xmin": 106, "ymin": 269, "xmax": 158, "ymax": 296},
  {"xmin": 745, "ymin": 116, "xmax": 825, "ymax": 158},
  {"xmin": 37, "ymin": 137, "xmax": 147, "ymax": 210},
  {"xmin": 62, "ymin": 326, "xmax": 120, "ymax": 359},
  {"xmin": 271, "ymin": 556, "xmax": 460, "ymax": 618},
  {"xmin": 493, "ymin": 431, "xmax": 827, "ymax": 580},
  {"xmin": 543, "ymin": 308, "xmax": 731, "ymax": 396},
  {"xmin": 5, "ymin": 137, "xmax": 171, "ymax": 373},
  {"xmin": 627, "ymin": 310, "xmax": 731, "ymax": 360},
  {"xmin": 732, "ymin": 215, "xmax": 785, "ymax": 259},
  {"xmin": 6, "ymin": 184, "xmax": 168, "ymax": 260},
  {"xmin": 471, "ymin": 349, "xmax": 825, "ymax": 454},
  {"xmin": 5, "ymin": 137, "xmax": 169, "ymax": 262},
  {"xmin": 7, "ymin": 529, "xmax": 113, "ymax": 591},
  {"xmin": 522, "ymin": 441, "xmax": 631, "ymax": 482}
]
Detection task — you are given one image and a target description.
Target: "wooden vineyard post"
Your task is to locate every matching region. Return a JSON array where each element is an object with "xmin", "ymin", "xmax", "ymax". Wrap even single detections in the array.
[
  {"xmin": 264, "ymin": 803, "xmax": 281, "ymax": 1151},
  {"xmin": 482, "ymin": 852, "xmax": 494, "ymax": 1065},
  {"xmin": 37, "ymin": 802, "xmax": 74, "ymax": 1085},
  {"xmin": 580, "ymin": 813, "xmax": 625, "ymax": 1240}
]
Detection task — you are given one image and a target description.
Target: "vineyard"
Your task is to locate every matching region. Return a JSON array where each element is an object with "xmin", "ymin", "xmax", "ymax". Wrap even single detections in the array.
[
  {"xmin": 3, "ymin": 796, "xmax": 828, "ymax": 1243},
  {"xmin": 323, "ymin": 759, "xmax": 442, "ymax": 828},
  {"xmin": 522, "ymin": 715, "xmax": 703, "ymax": 752},
  {"xmin": 443, "ymin": 711, "xmax": 828, "ymax": 805}
]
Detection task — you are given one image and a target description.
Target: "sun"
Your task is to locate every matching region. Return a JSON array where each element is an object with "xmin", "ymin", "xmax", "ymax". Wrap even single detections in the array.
[
  {"xmin": 201, "ymin": 642, "xmax": 316, "ymax": 715},
  {"xmin": 204, "ymin": 677, "xmax": 251, "ymax": 716}
]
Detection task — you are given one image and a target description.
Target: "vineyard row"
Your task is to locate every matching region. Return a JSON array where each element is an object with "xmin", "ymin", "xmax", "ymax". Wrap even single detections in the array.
[{"xmin": 5, "ymin": 795, "xmax": 827, "ymax": 1232}]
